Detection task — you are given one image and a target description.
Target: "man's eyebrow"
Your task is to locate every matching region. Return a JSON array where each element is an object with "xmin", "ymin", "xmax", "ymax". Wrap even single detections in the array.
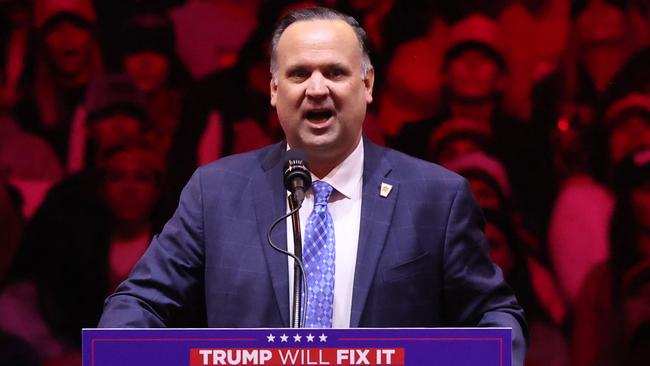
[
  {"xmin": 285, "ymin": 62, "xmax": 351, "ymax": 73},
  {"xmin": 322, "ymin": 62, "xmax": 351, "ymax": 71},
  {"xmin": 285, "ymin": 64, "xmax": 309, "ymax": 74}
]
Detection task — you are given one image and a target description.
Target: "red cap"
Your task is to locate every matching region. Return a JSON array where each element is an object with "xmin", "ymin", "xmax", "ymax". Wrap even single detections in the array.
[{"xmin": 34, "ymin": 0, "xmax": 96, "ymax": 29}]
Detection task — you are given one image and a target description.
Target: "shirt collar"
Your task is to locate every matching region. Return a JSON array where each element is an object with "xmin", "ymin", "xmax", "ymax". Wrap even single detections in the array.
[
  {"xmin": 313, "ymin": 139, "xmax": 364, "ymax": 200},
  {"xmin": 286, "ymin": 139, "xmax": 364, "ymax": 200}
]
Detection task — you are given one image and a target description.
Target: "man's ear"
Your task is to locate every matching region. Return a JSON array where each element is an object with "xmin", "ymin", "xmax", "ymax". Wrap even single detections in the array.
[
  {"xmin": 364, "ymin": 67, "xmax": 375, "ymax": 104},
  {"xmin": 270, "ymin": 78, "xmax": 278, "ymax": 107}
]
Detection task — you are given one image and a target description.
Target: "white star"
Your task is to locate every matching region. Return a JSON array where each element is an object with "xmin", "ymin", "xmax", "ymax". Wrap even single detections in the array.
[
  {"xmin": 306, "ymin": 333, "xmax": 315, "ymax": 342},
  {"xmin": 266, "ymin": 334, "xmax": 275, "ymax": 342},
  {"xmin": 293, "ymin": 334, "xmax": 302, "ymax": 342},
  {"xmin": 280, "ymin": 334, "xmax": 289, "ymax": 342},
  {"xmin": 319, "ymin": 333, "xmax": 328, "ymax": 342}
]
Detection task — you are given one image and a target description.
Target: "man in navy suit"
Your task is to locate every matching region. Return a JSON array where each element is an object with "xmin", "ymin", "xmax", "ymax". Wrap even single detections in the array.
[{"xmin": 99, "ymin": 7, "xmax": 527, "ymax": 364}]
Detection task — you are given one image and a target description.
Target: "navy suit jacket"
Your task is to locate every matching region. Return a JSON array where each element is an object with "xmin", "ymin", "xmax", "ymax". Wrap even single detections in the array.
[{"xmin": 99, "ymin": 138, "xmax": 527, "ymax": 364}]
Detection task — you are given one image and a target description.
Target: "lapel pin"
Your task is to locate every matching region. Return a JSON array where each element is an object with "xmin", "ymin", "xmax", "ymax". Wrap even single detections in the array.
[{"xmin": 380, "ymin": 182, "xmax": 393, "ymax": 198}]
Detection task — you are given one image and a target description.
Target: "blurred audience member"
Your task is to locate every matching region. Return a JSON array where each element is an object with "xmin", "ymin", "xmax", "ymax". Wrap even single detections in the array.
[
  {"xmin": 168, "ymin": 0, "xmax": 261, "ymax": 79},
  {"xmin": 391, "ymin": 14, "xmax": 507, "ymax": 156},
  {"xmin": 50, "ymin": 141, "xmax": 165, "ymax": 341},
  {"xmin": 119, "ymin": 13, "xmax": 190, "ymax": 156},
  {"xmin": 549, "ymin": 92, "xmax": 650, "ymax": 304},
  {"xmin": 0, "ymin": 141, "xmax": 166, "ymax": 362},
  {"xmin": 572, "ymin": 148, "xmax": 650, "ymax": 366},
  {"xmin": 445, "ymin": 151, "xmax": 510, "ymax": 211},
  {"xmin": 424, "ymin": 117, "xmax": 494, "ymax": 165},
  {"xmin": 499, "ymin": 0, "xmax": 570, "ymax": 120},
  {"xmin": 531, "ymin": 0, "xmax": 638, "ymax": 183},
  {"xmin": 13, "ymin": 0, "xmax": 103, "ymax": 168},
  {"xmin": 484, "ymin": 209, "xmax": 569, "ymax": 366},
  {"xmin": 98, "ymin": 143, "xmax": 166, "ymax": 289},
  {"xmin": 91, "ymin": 0, "xmax": 184, "ymax": 69},
  {"xmin": 66, "ymin": 74, "xmax": 147, "ymax": 173},
  {"xmin": 393, "ymin": 13, "xmax": 553, "ymax": 233},
  {"xmin": 447, "ymin": 152, "xmax": 567, "ymax": 321},
  {"xmin": 0, "ymin": 74, "xmax": 152, "ymax": 363},
  {"xmin": 441, "ymin": 14, "xmax": 508, "ymax": 127},
  {"xmin": 547, "ymin": 173, "xmax": 614, "ymax": 305},
  {"xmin": 7, "ymin": 74, "xmax": 149, "ymax": 294},
  {"xmin": 0, "ymin": 0, "xmax": 32, "ymax": 112},
  {"xmin": 374, "ymin": 16, "xmax": 448, "ymax": 137}
]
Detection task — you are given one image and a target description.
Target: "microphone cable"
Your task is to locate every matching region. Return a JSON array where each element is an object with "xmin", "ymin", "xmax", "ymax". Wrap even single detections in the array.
[{"xmin": 267, "ymin": 202, "xmax": 309, "ymax": 328}]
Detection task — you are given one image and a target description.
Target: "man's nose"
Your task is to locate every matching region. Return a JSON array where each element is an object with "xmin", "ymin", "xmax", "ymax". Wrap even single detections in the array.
[{"xmin": 305, "ymin": 72, "xmax": 329, "ymax": 98}]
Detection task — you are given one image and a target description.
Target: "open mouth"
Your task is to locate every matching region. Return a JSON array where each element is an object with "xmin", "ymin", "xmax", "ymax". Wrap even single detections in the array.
[{"xmin": 304, "ymin": 109, "xmax": 333, "ymax": 123}]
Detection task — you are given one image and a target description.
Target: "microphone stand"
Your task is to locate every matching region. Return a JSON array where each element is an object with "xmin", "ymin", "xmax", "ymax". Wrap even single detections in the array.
[{"xmin": 288, "ymin": 194, "xmax": 304, "ymax": 328}]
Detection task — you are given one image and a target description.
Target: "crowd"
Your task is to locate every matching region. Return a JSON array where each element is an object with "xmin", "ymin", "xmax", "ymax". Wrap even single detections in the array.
[{"xmin": 0, "ymin": 0, "xmax": 649, "ymax": 365}]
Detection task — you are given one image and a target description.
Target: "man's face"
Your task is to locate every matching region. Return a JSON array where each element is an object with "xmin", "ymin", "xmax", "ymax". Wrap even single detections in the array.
[
  {"xmin": 270, "ymin": 19, "xmax": 374, "ymax": 165},
  {"xmin": 576, "ymin": 0, "xmax": 626, "ymax": 45},
  {"xmin": 89, "ymin": 113, "xmax": 142, "ymax": 152},
  {"xmin": 102, "ymin": 150, "xmax": 160, "ymax": 225},
  {"xmin": 44, "ymin": 21, "xmax": 93, "ymax": 77},
  {"xmin": 123, "ymin": 51, "xmax": 170, "ymax": 93},
  {"xmin": 446, "ymin": 49, "xmax": 503, "ymax": 101}
]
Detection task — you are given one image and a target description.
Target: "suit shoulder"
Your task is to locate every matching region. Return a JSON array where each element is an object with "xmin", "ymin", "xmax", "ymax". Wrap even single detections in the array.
[
  {"xmin": 383, "ymin": 147, "xmax": 465, "ymax": 185},
  {"xmin": 195, "ymin": 143, "xmax": 281, "ymax": 180}
]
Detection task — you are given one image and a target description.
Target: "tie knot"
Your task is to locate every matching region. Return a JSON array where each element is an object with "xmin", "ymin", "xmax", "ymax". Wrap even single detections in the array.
[{"xmin": 312, "ymin": 181, "xmax": 333, "ymax": 206}]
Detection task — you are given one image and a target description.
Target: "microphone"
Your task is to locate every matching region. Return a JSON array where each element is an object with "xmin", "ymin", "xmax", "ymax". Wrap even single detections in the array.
[
  {"xmin": 284, "ymin": 149, "xmax": 312, "ymax": 205},
  {"xmin": 266, "ymin": 149, "xmax": 311, "ymax": 327}
]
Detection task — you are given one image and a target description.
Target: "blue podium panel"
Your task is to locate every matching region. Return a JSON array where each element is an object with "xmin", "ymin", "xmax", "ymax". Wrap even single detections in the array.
[{"xmin": 83, "ymin": 328, "xmax": 510, "ymax": 366}]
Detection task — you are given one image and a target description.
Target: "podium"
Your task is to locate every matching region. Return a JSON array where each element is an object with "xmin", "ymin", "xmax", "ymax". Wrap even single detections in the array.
[{"xmin": 83, "ymin": 328, "xmax": 511, "ymax": 366}]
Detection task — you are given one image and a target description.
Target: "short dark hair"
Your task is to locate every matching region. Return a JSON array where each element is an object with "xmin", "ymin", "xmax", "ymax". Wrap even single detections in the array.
[{"xmin": 269, "ymin": 7, "xmax": 372, "ymax": 82}]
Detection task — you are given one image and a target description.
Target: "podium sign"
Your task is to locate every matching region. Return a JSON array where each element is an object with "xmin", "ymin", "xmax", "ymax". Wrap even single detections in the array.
[{"xmin": 83, "ymin": 328, "xmax": 510, "ymax": 366}]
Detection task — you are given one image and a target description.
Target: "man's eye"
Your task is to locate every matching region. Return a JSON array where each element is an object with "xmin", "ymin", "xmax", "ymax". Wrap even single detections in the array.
[
  {"xmin": 326, "ymin": 69, "xmax": 346, "ymax": 79},
  {"xmin": 288, "ymin": 70, "xmax": 310, "ymax": 80}
]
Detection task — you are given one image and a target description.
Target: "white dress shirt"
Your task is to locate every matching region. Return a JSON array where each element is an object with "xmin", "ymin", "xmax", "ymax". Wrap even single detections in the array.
[{"xmin": 286, "ymin": 139, "xmax": 364, "ymax": 328}]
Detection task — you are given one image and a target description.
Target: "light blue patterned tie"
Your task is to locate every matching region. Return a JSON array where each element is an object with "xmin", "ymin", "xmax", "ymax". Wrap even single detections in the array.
[{"xmin": 303, "ymin": 180, "xmax": 335, "ymax": 328}]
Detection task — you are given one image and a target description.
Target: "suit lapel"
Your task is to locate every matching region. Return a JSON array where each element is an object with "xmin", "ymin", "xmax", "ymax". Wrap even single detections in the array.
[
  {"xmin": 350, "ymin": 139, "xmax": 398, "ymax": 327},
  {"xmin": 252, "ymin": 142, "xmax": 290, "ymax": 327}
]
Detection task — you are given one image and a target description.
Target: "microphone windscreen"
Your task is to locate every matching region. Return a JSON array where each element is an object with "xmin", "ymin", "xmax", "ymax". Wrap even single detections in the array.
[
  {"xmin": 284, "ymin": 149, "xmax": 308, "ymax": 165},
  {"xmin": 284, "ymin": 149, "xmax": 311, "ymax": 193}
]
